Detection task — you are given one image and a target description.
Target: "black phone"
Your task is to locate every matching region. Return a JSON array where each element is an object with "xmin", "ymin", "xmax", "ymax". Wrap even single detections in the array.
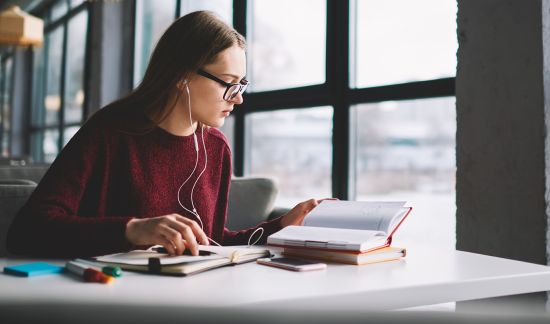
[{"xmin": 257, "ymin": 257, "xmax": 327, "ymax": 271}]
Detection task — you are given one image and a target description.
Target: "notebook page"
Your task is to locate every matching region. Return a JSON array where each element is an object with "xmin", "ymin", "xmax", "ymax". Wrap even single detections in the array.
[
  {"xmin": 302, "ymin": 201, "xmax": 406, "ymax": 233},
  {"xmin": 95, "ymin": 251, "xmax": 224, "ymax": 265},
  {"xmin": 388, "ymin": 208, "xmax": 409, "ymax": 234},
  {"xmin": 268, "ymin": 225, "xmax": 387, "ymax": 245}
]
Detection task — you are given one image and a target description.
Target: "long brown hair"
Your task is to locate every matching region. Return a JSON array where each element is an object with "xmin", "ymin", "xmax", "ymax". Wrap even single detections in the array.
[{"xmin": 87, "ymin": 11, "xmax": 246, "ymax": 133}]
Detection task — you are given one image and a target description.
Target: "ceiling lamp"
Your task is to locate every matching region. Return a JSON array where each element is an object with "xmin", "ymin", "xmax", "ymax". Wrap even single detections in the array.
[{"xmin": 0, "ymin": 6, "xmax": 43, "ymax": 48}]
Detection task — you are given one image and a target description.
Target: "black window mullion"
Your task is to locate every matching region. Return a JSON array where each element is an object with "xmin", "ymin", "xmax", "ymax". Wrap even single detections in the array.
[
  {"xmin": 40, "ymin": 28, "xmax": 50, "ymax": 163},
  {"xmin": 0, "ymin": 59, "xmax": 5, "ymax": 151},
  {"xmin": 175, "ymin": 0, "xmax": 181, "ymax": 20},
  {"xmin": 239, "ymin": 84, "xmax": 331, "ymax": 112},
  {"xmin": 82, "ymin": 1, "xmax": 93, "ymax": 120},
  {"xmin": 58, "ymin": 5, "xmax": 69, "ymax": 151},
  {"xmin": 232, "ymin": 0, "xmax": 247, "ymax": 177},
  {"xmin": 327, "ymin": 0, "xmax": 350, "ymax": 200},
  {"xmin": 349, "ymin": 78, "xmax": 455, "ymax": 104}
]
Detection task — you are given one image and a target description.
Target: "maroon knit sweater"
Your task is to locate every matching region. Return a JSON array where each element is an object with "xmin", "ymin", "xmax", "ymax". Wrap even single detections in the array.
[{"xmin": 6, "ymin": 112, "xmax": 282, "ymax": 258}]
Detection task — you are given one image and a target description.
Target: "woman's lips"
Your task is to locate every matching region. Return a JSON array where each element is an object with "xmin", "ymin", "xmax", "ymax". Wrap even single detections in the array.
[{"xmin": 222, "ymin": 109, "xmax": 233, "ymax": 117}]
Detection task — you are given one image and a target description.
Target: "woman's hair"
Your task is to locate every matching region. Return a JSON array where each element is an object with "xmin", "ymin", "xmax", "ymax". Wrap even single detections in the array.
[{"xmin": 86, "ymin": 11, "xmax": 246, "ymax": 133}]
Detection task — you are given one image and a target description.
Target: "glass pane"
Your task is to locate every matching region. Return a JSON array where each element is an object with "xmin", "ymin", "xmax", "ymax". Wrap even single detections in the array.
[
  {"xmin": 64, "ymin": 10, "xmax": 88, "ymax": 124},
  {"xmin": 71, "ymin": 0, "xmax": 83, "ymax": 9},
  {"xmin": 354, "ymin": 0, "xmax": 458, "ymax": 88},
  {"xmin": 30, "ymin": 131, "xmax": 43, "ymax": 163},
  {"xmin": 1, "ymin": 132, "xmax": 8, "ymax": 157},
  {"xmin": 246, "ymin": 107, "xmax": 333, "ymax": 208},
  {"xmin": 180, "ymin": 0, "xmax": 233, "ymax": 25},
  {"xmin": 44, "ymin": 27, "xmax": 65, "ymax": 126},
  {"xmin": 31, "ymin": 43, "xmax": 46, "ymax": 127},
  {"xmin": 63, "ymin": 126, "xmax": 80, "ymax": 147},
  {"xmin": 43, "ymin": 129, "xmax": 60, "ymax": 163},
  {"xmin": 352, "ymin": 97, "xmax": 456, "ymax": 249},
  {"xmin": 216, "ymin": 114, "xmax": 234, "ymax": 160},
  {"xmin": 2, "ymin": 57, "xmax": 13, "ymax": 135},
  {"xmin": 134, "ymin": 0, "xmax": 177, "ymax": 86},
  {"xmin": 51, "ymin": 0, "xmax": 69, "ymax": 23},
  {"xmin": 248, "ymin": 0, "xmax": 326, "ymax": 92}
]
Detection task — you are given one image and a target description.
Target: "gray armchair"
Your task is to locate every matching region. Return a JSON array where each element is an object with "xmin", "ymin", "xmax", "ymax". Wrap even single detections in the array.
[
  {"xmin": 0, "ymin": 180, "xmax": 38, "ymax": 257},
  {"xmin": 225, "ymin": 177, "xmax": 290, "ymax": 231},
  {"xmin": 0, "ymin": 165, "xmax": 290, "ymax": 257}
]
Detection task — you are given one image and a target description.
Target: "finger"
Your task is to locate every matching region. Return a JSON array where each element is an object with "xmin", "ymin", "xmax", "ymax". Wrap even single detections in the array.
[
  {"xmin": 158, "ymin": 225, "xmax": 185, "ymax": 255},
  {"xmin": 305, "ymin": 198, "xmax": 319, "ymax": 212},
  {"xmin": 180, "ymin": 226, "xmax": 199, "ymax": 256},
  {"xmin": 173, "ymin": 215, "xmax": 209, "ymax": 246},
  {"xmin": 317, "ymin": 198, "xmax": 339, "ymax": 204},
  {"xmin": 156, "ymin": 234, "xmax": 176, "ymax": 256}
]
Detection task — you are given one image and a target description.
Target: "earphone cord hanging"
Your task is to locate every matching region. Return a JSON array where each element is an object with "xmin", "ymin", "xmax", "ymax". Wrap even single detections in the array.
[{"xmin": 176, "ymin": 83, "xmax": 262, "ymax": 248}]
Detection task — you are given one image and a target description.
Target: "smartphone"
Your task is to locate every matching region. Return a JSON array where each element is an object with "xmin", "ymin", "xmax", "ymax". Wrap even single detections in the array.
[{"xmin": 256, "ymin": 257, "xmax": 327, "ymax": 272}]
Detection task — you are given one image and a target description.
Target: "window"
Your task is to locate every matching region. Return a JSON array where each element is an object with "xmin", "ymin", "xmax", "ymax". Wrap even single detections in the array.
[
  {"xmin": 239, "ymin": 0, "xmax": 457, "ymax": 249},
  {"xmin": 30, "ymin": 0, "xmax": 89, "ymax": 163},
  {"xmin": 247, "ymin": 0, "xmax": 326, "ymax": 92},
  {"xmin": 245, "ymin": 107, "xmax": 333, "ymax": 207},
  {"xmin": 130, "ymin": 1, "xmax": 457, "ymax": 248},
  {"xmin": 353, "ymin": 0, "xmax": 458, "ymax": 88},
  {"xmin": 0, "ymin": 54, "xmax": 14, "ymax": 157},
  {"xmin": 351, "ymin": 97, "xmax": 456, "ymax": 249},
  {"xmin": 134, "ymin": 0, "xmax": 233, "ymax": 86}
]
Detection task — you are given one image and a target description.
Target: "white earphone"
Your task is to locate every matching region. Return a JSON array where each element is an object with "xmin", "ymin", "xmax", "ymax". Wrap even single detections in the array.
[{"xmin": 176, "ymin": 80, "xmax": 263, "ymax": 249}]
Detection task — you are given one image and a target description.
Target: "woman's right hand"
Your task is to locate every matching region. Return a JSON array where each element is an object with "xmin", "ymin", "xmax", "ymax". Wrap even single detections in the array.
[{"xmin": 125, "ymin": 214, "xmax": 209, "ymax": 256}]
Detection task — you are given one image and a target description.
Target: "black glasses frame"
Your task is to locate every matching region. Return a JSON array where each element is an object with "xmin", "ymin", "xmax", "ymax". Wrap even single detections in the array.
[{"xmin": 197, "ymin": 69, "xmax": 249, "ymax": 101}]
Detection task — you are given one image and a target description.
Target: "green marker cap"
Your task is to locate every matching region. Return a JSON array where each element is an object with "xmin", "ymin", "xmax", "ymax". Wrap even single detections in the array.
[{"xmin": 102, "ymin": 266, "xmax": 122, "ymax": 277}]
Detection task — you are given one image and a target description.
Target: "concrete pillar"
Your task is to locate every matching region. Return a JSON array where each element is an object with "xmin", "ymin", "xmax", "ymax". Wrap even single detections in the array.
[{"xmin": 456, "ymin": 0, "xmax": 550, "ymax": 313}]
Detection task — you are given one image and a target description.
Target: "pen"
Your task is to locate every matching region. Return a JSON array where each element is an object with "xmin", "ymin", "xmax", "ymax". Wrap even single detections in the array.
[
  {"xmin": 153, "ymin": 247, "xmax": 213, "ymax": 256},
  {"xmin": 65, "ymin": 261, "xmax": 113, "ymax": 284},
  {"xmin": 75, "ymin": 259, "xmax": 122, "ymax": 277}
]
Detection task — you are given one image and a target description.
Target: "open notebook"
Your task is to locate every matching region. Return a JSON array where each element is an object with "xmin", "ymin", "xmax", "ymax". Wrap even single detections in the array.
[
  {"xmin": 94, "ymin": 245, "xmax": 271, "ymax": 276},
  {"xmin": 267, "ymin": 201, "xmax": 412, "ymax": 253}
]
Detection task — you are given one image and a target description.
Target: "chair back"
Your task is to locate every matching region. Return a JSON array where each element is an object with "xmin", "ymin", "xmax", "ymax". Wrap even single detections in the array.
[
  {"xmin": 226, "ymin": 177, "xmax": 278, "ymax": 231},
  {"xmin": 0, "ymin": 181, "xmax": 37, "ymax": 257}
]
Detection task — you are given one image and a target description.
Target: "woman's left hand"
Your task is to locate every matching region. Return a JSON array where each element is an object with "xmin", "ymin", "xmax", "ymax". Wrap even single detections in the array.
[{"xmin": 280, "ymin": 198, "xmax": 339, "ymax": 228}]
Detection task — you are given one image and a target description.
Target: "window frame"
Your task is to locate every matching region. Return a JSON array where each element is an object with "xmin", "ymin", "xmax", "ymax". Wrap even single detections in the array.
[
  {"xmin": 232, "ymin": 0, "xmax": 455, "ymax": 200},
  {"xmin": 0, "ymin": 51, "xmax": 15, "ymax": 157},
  {"xmin": 29, "ymin": 0, "xmax": 90, "ymax": 163},
  {"xmin": 131, "ymin": 0, "xmax": 455, "ymax": 200}
]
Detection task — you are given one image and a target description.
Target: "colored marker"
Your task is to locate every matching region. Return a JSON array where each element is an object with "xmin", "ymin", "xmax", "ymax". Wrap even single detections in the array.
[
  {"xmin": 75, "ymin": 259, "xmax": 122, "ymax": 277},
  {"xmin": 65, "ymin": 261, "xmax": 113, "ymax": 284}
]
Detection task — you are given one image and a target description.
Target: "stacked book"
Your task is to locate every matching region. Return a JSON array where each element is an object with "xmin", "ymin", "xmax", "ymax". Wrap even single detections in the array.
[{"xmin": 267, "ymin": 201, "xmax": 411, "ymax": 265}]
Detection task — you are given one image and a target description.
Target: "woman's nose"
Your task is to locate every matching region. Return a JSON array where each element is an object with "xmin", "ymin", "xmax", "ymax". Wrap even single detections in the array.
[{"xmin": 230, "ymin": 92, "xmax": 244, "ymax": 105}]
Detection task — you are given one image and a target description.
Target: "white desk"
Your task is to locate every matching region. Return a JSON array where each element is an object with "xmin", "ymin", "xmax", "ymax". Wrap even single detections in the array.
[{"xmin": 1, "ymin": 244, "xmax": 550, "ymax": 311}]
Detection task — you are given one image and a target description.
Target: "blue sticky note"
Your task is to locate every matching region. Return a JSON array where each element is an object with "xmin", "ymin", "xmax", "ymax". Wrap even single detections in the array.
[{"xmin": 4, "ymin": 262, "xmax": 64, "ymax": 277}]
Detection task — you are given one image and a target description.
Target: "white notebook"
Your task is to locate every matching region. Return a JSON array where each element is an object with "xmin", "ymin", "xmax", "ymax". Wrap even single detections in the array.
[{"xmin": 267, "ymin": 201, "xmax": 411, "ymax": 252}]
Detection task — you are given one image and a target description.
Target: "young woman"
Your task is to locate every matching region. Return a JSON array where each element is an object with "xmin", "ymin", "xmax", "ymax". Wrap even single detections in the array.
[{"xmin": 7, "ymin": 11, "xmax": 333, "ymax": 258}]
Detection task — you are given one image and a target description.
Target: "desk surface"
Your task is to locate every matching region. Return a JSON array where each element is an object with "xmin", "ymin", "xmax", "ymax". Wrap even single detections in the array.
[{"xmin": 2, "ymin": 243, "xmax": 550, "ymax": 311}]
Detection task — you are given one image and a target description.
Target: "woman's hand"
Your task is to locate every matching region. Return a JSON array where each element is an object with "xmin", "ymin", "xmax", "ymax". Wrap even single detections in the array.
[
  {"xmin": 125, "ymin": 214, "xmax": 209, "ymax": 256},
  {"xmin": 280, "ymin": 198, "xmax": 339, "ymax": 228}
]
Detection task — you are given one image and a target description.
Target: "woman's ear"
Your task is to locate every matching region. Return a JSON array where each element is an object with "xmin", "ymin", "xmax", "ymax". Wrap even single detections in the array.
[{"xmin": 177, "ymin": 79, "xmax": 187, "ymax": 90}]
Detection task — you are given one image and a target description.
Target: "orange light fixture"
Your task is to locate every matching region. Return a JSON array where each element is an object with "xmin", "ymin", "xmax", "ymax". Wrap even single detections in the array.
[{"xmin": 0, "ymin": 6, "xmax": 43, "ymax": 48}]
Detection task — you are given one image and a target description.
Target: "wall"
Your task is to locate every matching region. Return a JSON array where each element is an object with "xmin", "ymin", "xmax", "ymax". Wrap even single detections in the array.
[{"xmin": 456, "ymin": 0, "xmax": 550, "ymax": 313}]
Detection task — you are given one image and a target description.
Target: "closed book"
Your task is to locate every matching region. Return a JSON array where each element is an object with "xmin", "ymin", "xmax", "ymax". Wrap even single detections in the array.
[
  {"xmin": 283, "ymin": 246, "xmax": 406, "ymax": 265},
  {"xmin": 267, "ymin": 201, "xmax": 412, "ymax": 253},
  {"xmin": 94, "ymin": 246, "xmax": 271, "ymax": 276}
]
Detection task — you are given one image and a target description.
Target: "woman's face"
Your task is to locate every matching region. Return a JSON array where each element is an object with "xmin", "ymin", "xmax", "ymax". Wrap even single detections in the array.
[{"xmin": 185, "ymin": 45, "xmax": 247, "ymax": 128}]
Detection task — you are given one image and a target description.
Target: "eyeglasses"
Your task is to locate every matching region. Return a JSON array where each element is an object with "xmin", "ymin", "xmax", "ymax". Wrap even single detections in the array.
[{"xmin": 197, "ymin": 69, "xmax": 249, "ymax": 101}]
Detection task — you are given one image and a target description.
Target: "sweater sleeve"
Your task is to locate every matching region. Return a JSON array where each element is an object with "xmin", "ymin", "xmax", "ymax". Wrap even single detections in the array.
[
  {"xmin": 222, "ymin": 215, "xmax": 284, "ymax": 246},
  {"xmin": 6, "ymin": 116, "xmax": 134, "ymax": 258}
]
